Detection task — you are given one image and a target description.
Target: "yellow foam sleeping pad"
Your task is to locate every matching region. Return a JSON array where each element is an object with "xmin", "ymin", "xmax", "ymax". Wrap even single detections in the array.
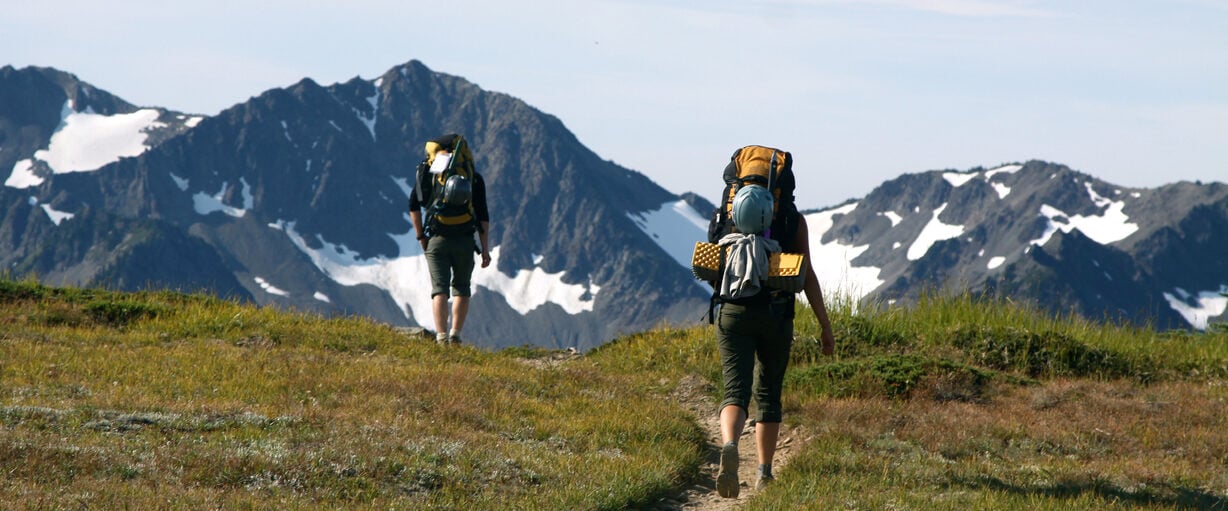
[{"xmin": 691, "ymin": 241, "xmax": 805, "ymax": 293}]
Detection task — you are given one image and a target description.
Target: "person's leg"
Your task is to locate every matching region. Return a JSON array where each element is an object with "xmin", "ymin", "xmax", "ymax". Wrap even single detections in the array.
[
  {"xmin": 446, "ymin": 236, "xmax": 477, "ymax": 342},
  {"xmin": 424, "ymin": 237, "xmax": 452, "ymax": 342},
  {"xmin": 432, "ymin": 294, "xmax": 450, "ymax": 342},
  {"xmin": 751, "ymin": 312, "xmax": 794, "ymax": 482},
  {"xmin": 755, "ymin": 422, "xmax": 780, "ymax": 467},
  {"xmin": 716, "ymin": 303, "xmax": 757, "ymax": 498},
  {"xmin": 717, "ymin": 403, "xmax": 744, "ymax": 499},
  {"xmin": 450, "ymin": 295, "xmax": 470, "ymax": 338},
  {"xmin": 720, "ymin": 404, "xmax": 747, "ymax": 446},
  {"xmin": 718, "ymin": 306, "xmax": 755, "ymax": 443}
]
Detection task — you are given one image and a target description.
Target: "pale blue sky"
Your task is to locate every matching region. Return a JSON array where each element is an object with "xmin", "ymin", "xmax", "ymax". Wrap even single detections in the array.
[{"xmin": 6, "ymin": 0, "xmax": 1226, "ymax": 209}]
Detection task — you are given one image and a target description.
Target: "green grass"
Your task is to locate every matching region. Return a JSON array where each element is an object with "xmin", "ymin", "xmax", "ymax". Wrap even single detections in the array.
[{"xmin": 2, "ymin": 278, "xmax": 1226, "ymax": 509}]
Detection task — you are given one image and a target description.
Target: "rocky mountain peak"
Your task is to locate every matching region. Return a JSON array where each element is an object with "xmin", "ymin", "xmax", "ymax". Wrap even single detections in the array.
[{"xmin": 3, "ymin": 62, "xmax": 1225, "ymax": 347}]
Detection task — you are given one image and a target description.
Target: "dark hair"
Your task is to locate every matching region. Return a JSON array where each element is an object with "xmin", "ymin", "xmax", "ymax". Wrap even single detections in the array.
[{"xmin": 432, "ymin": 133, "xmax": 460, "ymax": 150}]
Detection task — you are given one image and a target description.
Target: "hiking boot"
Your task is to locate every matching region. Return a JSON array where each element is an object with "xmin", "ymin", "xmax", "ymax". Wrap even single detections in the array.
[
  {"xmin": 448, "ymin": 334, "xmax": 462, "ymax": 345},
  {"xmin": 435, "ymin": 333, "xmax": 448, "ymax": 345},
  {"xmin": 716, "ymin": 442, "xmax": 740, "ymax": 498},
  {"xmin": 756, "ymin": 474, "xmax": 775, "ymax": 491}
]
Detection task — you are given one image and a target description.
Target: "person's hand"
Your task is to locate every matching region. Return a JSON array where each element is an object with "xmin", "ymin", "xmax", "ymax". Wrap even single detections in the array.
[
  {"xmin": 480, "ymin": 251, "xmax": 492, "ymax": 268},
  {"xmin": 418, "ymin": 237, "xmax": 428, "ymax": 251},
  {"xmin": 820, "ymin": 328, "xmax": 835, "ymax": 356}
]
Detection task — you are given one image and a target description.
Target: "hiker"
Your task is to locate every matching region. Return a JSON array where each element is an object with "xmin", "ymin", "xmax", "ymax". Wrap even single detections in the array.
[
  {"xmin": 708, "ymin": 146, "xmax": 836, "ymax": 498},
  {"xmin": 409, "ymin": 133, "xmax": 492, "ymax": 345}
]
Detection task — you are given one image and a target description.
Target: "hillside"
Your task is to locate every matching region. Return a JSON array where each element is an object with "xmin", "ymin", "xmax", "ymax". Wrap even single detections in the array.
[{"xmin": 2, "ymin": 279, "xmax": 1225, "ymax": 509}]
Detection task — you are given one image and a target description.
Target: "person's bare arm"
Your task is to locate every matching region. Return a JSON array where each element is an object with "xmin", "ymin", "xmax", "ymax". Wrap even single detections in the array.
[
  {"xmin": 795, "ymin": 215, "xmax": 835, "ymax": 355},
  {"xmin": 478, "ymin": 221, "xmax": 491, "ymax": 268},
  {"xmin": 410, "ymin": 210, "xmax": 427, "ymax": 251}
]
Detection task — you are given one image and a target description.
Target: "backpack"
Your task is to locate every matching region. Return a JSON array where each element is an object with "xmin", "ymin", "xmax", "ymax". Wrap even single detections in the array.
[
  {"xmin": 698, "ymin": 145, "xmax": 803, "ymax": 322},
  {"xmin": 416, "ymin": 134, "xmax": 478, "ymax": 238},
  {"xmin": 708, "ymin": 145, "xmax": 799, "ymax": 249}
]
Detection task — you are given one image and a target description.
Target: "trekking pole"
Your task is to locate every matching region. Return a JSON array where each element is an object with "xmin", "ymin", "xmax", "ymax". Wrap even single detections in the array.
[
  {"xmin": 768, "ymin": 150, "xmax": 778, "ymax": 194},
  {"xmin": 448, "ymin": 136, "xmax": 465, "ymax": 172}
]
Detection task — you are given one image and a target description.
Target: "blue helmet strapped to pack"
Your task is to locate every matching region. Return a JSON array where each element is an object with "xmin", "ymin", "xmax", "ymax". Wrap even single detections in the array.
[{"xmin": 731, "ymin": 184, "xmax": 774, "ymax": 235}]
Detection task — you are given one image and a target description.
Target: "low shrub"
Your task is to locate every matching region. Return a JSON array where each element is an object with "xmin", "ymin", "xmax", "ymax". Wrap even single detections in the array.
[
  {"xmin": 949, "ymin": 326, "xmax": 1149, "ymax": 380},
  {"xmin": 85, "ymin": 299, "xmax": 162, "ymax": 327},
  {"xmin": 786, "ymin": 354, "xmax": 1026, "ymax": 400}
]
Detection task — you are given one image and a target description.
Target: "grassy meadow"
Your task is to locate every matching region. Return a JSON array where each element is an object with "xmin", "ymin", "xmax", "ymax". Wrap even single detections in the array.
[{"xmin": 1, "ymin": 277, "xmax": 1225, "ymax": 509}]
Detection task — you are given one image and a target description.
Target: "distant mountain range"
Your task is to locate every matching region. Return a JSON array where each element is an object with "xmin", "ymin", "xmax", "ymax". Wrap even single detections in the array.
[
  {"xmin": 2, "ymin": 62, "xmax": 1225, "ymax": 349},
  {"xmin": 805, "ymin": 161, "xmax": 1228, "ymax": 330}
]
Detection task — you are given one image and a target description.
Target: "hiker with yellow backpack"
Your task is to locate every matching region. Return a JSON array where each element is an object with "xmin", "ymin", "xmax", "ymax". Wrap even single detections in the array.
[
  {"xmin": 409, "ymin": 134, "xmax": 492, "ymax": 345},
  {"xmin": 703, "ymin": 145, "xmax": 837, "ymax": 497}
]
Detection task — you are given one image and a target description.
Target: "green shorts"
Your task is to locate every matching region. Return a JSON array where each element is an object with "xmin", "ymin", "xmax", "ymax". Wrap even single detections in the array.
[
  {"xmin": 717, "ymin": 301, "xmax": 794, "ymax": 424},
  {"xmin": 425, "ymin": 235, "xmax": 476, "ymax": 297}
]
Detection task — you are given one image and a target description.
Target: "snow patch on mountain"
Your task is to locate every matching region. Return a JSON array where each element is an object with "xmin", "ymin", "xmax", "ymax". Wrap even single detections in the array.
[
  {"xmin": 25, "ymin": 196, "xmax": 75, "ymax": 225},
  {"xmin": 40, "ymin": 204, "xmax": 75, "ymax": 226},
  {"xmin": 4, "ymin": 100, "xmax": 167, "ymax": 189},
  {"xmin": 908, "ymin": 203, "xmax": 965, "ymax": 260},
  {"xmin": 170, "ymin": 173, "xmax": 189, "ymax": 191},
  {"xmin": 944, "ymin": 165, "xmax": 1020, "ymax": 198},
  {"xmin": 805, "ymin": 203, "xmax": 884, "ymax": 300},
  {"xmin": 988, "ymin": 256, "xmax": 1006, "ymax": 270},
  {"xmin": 627, "ymin": 199, "xmax": 709, "ymax": 270},
  {"xmin": 475, "ymin": 247, "xmax": 602, "ymax": 315},
  {"xmin": 272, "ymin": 220, "xmax": 600, "ymax": 327},
  {"xmin": 5, "ymin": 159, "xmax": 40, "ymax": 188},
  {"xmin": 1162, "ymin": 286, "xmax": 1228, "ymax": 330},
  {"xmin": 357, "ymin": 87, "xmax": 380, "ymax": 140},
  {"xmin": 193, "ymin": 179, "xmax": 253, "ymax": 218},
  {"xmin": 1030, "ymin": 183, "xmax": 1138, "ymax": 247},
  {"xmin": 879, "ymin": 211, "xmax": 903, "ymax": 227},
  {"xmin": 943, "ymin": 171, "xmax": 978, "ymax": 187},
  {"xmin": 985, "ymin": 164, "xmax": 1022, "ymax": 178},
  {"xmin": 254, "ymin": 276, "xmax": 289, "ymax": 297},
  {"xmin": 37, "ymin": 101, "xmax": 162, "ymax": 173}
]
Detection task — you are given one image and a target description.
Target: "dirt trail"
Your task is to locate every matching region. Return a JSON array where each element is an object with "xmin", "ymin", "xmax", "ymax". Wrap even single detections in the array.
[
  {"xmin": 515, "ymin": 354, "xmax": 807, "ymax": 510},
  {"xmin": 648, "ymin": 375, "xmax": 808, "ymax": 511}
]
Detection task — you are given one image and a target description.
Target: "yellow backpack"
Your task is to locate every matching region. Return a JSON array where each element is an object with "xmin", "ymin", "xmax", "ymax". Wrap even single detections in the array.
[{"xmin": 417, "ymin": 134, "xmax": 478, "ymax": 237}]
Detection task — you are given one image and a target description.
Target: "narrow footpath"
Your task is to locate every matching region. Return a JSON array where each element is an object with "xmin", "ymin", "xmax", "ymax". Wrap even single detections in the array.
[{"xmin": 650, "ymin": 375, "xmax": 808, "ymax": 511}]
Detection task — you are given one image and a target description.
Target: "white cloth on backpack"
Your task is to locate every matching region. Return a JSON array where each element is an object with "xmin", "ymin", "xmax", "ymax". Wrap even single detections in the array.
[
  {"xmin": 429, "ymin": 153, "xmax": 451, "ymax": 174},
  {"xmin": 717, "ymin": 233, "xmax": 781, "ymax": 300}
]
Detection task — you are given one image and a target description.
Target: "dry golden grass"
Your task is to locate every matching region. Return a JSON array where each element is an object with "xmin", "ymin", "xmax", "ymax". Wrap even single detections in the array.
[
  {"xmin": 0, "ymin": 280, "xmax": 704, "ymax": 509},
  {"xmin": 2, "ymin": 279, "xmax": 1226, "ymax": 510},
  {"xmin": 741, "ymin": 378, "xmax": 1227, "ymax": 510}
]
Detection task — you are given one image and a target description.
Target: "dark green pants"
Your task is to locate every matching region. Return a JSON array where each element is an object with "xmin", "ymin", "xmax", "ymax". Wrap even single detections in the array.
[
  {"xmin": 425, "ymin": 235, "xmax": 476, "ymax": 297},
  {"xmin": 717, "ymin": 302, "xmax": 794, "ymax": 423}
]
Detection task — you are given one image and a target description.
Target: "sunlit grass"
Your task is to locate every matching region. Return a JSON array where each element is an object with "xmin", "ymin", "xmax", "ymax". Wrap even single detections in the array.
[
  {"xmin": 2, "ymin": 278, "xmax": 1225, "ymax": 509},
  {"xmin": 0, "ymin": 279, "xmax": 703, "ymax": 509}
]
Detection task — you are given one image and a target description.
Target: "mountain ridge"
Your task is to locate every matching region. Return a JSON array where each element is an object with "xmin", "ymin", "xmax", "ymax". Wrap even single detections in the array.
[{"xmin": 2, "ymin": 60, "xmax": 1225, "ymax": 347}]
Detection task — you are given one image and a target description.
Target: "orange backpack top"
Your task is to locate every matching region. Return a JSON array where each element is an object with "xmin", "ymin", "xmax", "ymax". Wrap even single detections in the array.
[{"xmin": 708, "ymin": 145, "xmax": 798, "ymax": 246}]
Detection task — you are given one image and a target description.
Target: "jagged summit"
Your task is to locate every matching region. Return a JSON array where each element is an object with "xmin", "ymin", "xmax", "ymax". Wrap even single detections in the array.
[{"xmin": 1, "ymin": 61, "xmax": 707, "ymax": 349}]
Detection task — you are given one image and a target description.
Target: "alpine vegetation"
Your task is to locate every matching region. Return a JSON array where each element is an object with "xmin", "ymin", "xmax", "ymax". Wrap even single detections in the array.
[{"xmin": 1, "ymin": 279, "xmax": 1224, "ymax": 509}]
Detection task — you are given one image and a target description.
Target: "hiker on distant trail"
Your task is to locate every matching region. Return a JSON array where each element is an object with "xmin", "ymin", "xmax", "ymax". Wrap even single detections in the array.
[
  {"xmin": 706, "ymin": 146, "xmax": 836, "ymax": 498},
  {"xmin": 409, "ymin": 133, "xmax": 491, "ymax": 345}
]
